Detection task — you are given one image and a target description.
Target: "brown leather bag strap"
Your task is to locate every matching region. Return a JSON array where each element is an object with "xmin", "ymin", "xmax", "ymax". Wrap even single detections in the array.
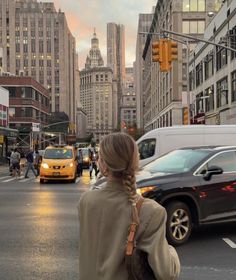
[{"xmin": 125, "ymin": 196, "xmax": 145, "ymax": 256}]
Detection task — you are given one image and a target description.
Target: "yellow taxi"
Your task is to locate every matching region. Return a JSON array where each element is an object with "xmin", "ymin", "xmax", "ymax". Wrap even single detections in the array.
[{"xmin": 40, "ymin": 145, "xmax": 77, "ymax": 183}]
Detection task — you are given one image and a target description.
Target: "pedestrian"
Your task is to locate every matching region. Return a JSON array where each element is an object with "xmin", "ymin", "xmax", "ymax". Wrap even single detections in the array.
[
  {"xmin": 89, "ymin": 150, "xmax": 98, "ymax": 178},
  {"xmin": 24, "ymin": 149, "xmax": 38, "ymax": 178},
  {"xmin": 94, "ymin": 151, "xmax": 99, "ymax": 177},
  {"xmin": 77, "ymin": 149, "xmax": 83, "ymax": 177},
  {"xmin": 7, "ymin": 148, "xmax": 14, "ymax": 175},
  {"xmin": 33, "ymin": 149, "xmax": 40, "ymax": 176},
  {"xmin": 10, "ymin": 148, "xmax": 21, "ymax": 178},
  {"xmin": 78, "ymin": 132, "xmax": 180, "ymax": 280}
]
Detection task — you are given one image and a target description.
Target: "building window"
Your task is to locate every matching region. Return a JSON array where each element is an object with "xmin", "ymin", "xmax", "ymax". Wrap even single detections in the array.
[
  {"xmin": 232, "ymin": 71, "xmax": 236, "ymax": 102},
  {"xmin": 9, "ymin": 108, "xmax": 15, "ymax": 117},
  {"xmin": 21, "ymin": 87, "xmax": 32, "ymax": 98},
  {"xmin": 7, "ymin": 87, "xmax": 16, "ymax": 97},
  {"xmin": 216, "ymin": 77, "xmax": 228, "ymax": 108},
  {"xmin": 216, "ymin": 46, "xmax": 227, "ymax": 71},
  {"xmin": 205, "ymin": 86, "xmax": 214, "ymax": 112},
  {"xmin": 189, "ymin": 71, "xmax": 195, "ymax": 91},
  {"xmin": 183, "ymin": 0, "xmax": 205, "ymax": 11},
  {"xmin": 230, "ymin": 28, "xmax": 236, "ymax": 60},
  {"xmin": 204, "ymin": 53, "xmax": 214, "ymax": 80},
  {"xmin": 182, "ymin": 20, "xmax": 205, "ymax": 34},
  {"xmin": 196, "ymin": 62, "xmax": 203, "ymax": 87},
  {"xmin": 196, "ymin": 92, "xmax": 204, "ymax": 114}
]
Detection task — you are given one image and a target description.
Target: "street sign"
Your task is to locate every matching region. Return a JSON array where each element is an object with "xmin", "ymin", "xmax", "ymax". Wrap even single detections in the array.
[{"xmin": 32, "ymin": 123, "xmax": 40, "ymax": 132}]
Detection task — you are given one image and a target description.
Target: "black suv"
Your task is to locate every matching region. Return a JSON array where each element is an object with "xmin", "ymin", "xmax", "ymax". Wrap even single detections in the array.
[{"xmin": 137, "ymin": 146, "xmax": 236, "ymax": 246}]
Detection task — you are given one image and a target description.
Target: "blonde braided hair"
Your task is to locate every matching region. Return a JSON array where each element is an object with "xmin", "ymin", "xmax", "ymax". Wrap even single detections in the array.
[{"xmin": 99, "ymin": 132, "xmax": 140, "ymax": 223}]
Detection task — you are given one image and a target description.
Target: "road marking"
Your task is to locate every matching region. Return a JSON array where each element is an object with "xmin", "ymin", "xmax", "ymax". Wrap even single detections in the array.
[
  {"xmin": 19, "ymin": 178, "xmax": 32, "ymax": 182},
  {"xmin": 223, "ymin": 238, "xmax": 236, "ymax": 248},
  {"xmin": 0, "ymin": 176, "xmax": 11, "ymax": 180},
  {"xmin": 2, "ymin": 177, "xmax": 16, "ymax": 182}
]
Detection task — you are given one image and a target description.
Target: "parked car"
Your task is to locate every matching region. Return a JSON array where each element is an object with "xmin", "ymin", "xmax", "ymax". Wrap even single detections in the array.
[{"xmin": 136, "ymin": 146, "xmax": 236, "ymax": 246}]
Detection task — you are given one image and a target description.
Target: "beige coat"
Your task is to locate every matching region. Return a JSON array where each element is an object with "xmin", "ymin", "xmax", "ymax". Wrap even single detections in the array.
[{"xmin": 78, "ymin": 180, "xmax": 180, "ymax": 280}]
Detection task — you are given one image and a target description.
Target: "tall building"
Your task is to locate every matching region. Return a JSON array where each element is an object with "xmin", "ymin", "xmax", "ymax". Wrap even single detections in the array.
[
  {"xmin": 189, "ymin": 0, "xmax": 236, "ymax": 125},
  {"xmin": 141, "ymin": 0, "xmax": 223, "ymax": 132},
  {"xmin": 80, "ymin": 31, "xmax": 117, "ymax": 142},
  {"xmin": 0, "ymin": 0, "xmax": 79, "ymax": 126},
  {"xmin": 134, "ymin": 12, "xmax": 154, "ymax": 131},
  {"xmin": 121, "ymin": 67, "xmax": 137, "ymax": 133},
  {"xmin": 107, "ymin": 23, "xmax": 125, "ymax": 126}
]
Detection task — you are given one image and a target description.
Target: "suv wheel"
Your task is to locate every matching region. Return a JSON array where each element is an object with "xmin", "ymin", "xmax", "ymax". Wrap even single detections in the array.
[
  {"xmin": 166, "ymin": 201, "xmax": 192, "ymax": 246},
  {"xmin": 40, "ymin": 179, "xmax": 44, "ymax": 184}
]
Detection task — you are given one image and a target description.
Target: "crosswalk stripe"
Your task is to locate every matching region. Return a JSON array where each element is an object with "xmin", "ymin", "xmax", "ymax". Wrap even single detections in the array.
[
  {"xmin": 2, "ymin": 178, "xmax": 16, "ymax": 182},
  {"xmin": 0, "ymin": 176, "xmax": 11, "ymax": 180},
  {"xmin": 19, "ymin": 178, "xmax": 31, "ymax": 182}
]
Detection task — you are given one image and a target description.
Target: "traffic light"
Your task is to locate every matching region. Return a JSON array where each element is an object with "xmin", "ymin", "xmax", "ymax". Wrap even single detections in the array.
[
  {"xmin": 168, "ymin": 41, "xmax": 178, "ymax": 61},
  {"xmin": 160, "ymin": 39, "xmax": 171, "ymax": 72},
  {"xmin": 183, "ymin": 107, "xmax": 189, "ymax": 125},
  {"xmin": 152, "ymin": 41, "xmax": 162, "ymax": 62},
  {"xmin": 152, "ymin": 39, "xmax": 171, "ymax": 72}
]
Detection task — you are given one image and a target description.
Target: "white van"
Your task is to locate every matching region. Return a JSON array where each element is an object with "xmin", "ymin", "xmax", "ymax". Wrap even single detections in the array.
[{"xmin": 137, "ymin": 125, "xmax": 236, "ymax": 167}]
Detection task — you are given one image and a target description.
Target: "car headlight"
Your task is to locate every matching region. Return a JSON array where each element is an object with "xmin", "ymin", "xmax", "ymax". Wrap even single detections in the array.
[
  {"xmin": 137, "ymin": 186, "xmax": 157, "ymax": 196},
  {"xmin": 65, "ymin": 162, "xmax": 74, "ymax": 167},
  {"xmin": 41, "ymin": 162, "xmax": 49, "ymax": 169},
  {"xmin": 84, "ymin": 157, "xmax": 89, "ymax": 162}
]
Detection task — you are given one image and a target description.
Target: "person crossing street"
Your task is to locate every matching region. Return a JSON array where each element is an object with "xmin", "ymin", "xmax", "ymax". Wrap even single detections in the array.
[{"xmin": 24, "ymin": 149, "xmax": 38, "ymax": 178}]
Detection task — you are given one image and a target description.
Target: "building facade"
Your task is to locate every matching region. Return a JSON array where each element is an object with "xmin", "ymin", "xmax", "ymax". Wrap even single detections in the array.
[
  {"xmin": 134, "ymin": 12, "xmax": 154, "ymax": 131},
  {"xmin": 76, "ymin": 105, "xmax": 87, "ymax": 139},
  {"xmin": 189, "ymin": 0, "xmax": 236, "ymax": 125},
  {"xmin": 0, "ymin": 0, "xmax": 79, "ymax": 125},
  {"xmin": 142, "ymin": 0, "xmax": 223, "ymax": 132},
  {"xmin": 107, "ymin": 23, "xmax": 125, "ymax": 126},
  {"xmin": 0, "ymin": 76, "xmax": 50, "ymax": 149},
  {"xmin": 0, "ymin": 85, "xmax": 18, "ymax": 161},
  {"xmin": 80, "ymin": 32, "xmax": 117, "ymax": 142},
  {"xmin": 121, "ymin": 67, "xmax": 137, "ymax": 133}
]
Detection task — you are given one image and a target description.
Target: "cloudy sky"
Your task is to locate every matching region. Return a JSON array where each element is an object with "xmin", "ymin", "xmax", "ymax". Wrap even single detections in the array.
[{"xmin": 47, "ymin": 0, "xmax": 157, "ymax": 69}]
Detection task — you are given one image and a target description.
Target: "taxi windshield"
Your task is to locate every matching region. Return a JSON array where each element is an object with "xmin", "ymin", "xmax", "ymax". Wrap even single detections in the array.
[{"xmin": 44, "ymin": 148, "xmax": 73, "ymax": 159}]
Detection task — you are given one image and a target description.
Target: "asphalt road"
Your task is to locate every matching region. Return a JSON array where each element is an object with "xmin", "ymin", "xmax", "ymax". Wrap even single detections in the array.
[{"xmin": 0, "ymin": 170, "xmax": 235, "ymax": 280}]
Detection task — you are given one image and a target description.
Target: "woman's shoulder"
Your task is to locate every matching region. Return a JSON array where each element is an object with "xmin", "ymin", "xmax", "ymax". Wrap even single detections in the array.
[
  {"xmin": 79, "ymin": 188, "xmax": 105, "ymax": 204},
  {"xmin": 143, "ymin": 197, "xmax": 164, "ymax": 210},
  {"xmin": 141, "ymin": 198, "xmax": 166, "ymax": 219}
]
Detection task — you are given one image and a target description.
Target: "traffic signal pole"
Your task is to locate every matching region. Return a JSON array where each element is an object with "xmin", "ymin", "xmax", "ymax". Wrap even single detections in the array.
[{"xmin": 140, "ymin": 29, "xmax": 236, "ymax": 124}]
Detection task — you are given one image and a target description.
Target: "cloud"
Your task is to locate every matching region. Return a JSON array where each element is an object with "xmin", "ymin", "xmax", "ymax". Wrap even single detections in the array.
[{"xmin": 44, "ymin": 0, "xmax": 156, "ymax": 68}]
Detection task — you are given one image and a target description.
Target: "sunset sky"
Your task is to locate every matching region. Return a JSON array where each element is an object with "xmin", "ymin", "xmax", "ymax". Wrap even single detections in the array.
[{"xmin": 45, "ymin": 0, "xmax": 157, "ymax": 69}]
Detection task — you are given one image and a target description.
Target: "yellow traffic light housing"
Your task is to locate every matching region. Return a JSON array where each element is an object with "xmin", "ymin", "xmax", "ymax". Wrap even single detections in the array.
[
  {"xmin": 183, "ymin": 107, "xmax": 189, "ymax": 125},
  {"xmin": 168, "ymin": 41, "xmax": 178, "ymax": 61},
  {"xmin": 152, "ymin": 41, "xmax": 162, "ymax": 62},
  {"xmin": 152, "ymin": 39, "xmax": 177, "ymax": 72},
  {"xmin": 152, "ymin": 39, "xmax": 171, "ymax": 72},
  {"xmin": 160, "ymin": 39, "xmax": 171, "ymax": 72}
]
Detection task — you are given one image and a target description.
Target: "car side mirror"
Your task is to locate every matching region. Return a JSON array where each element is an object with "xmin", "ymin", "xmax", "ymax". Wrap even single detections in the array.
[{"xmin": 203, "ymin": 165, "xmax": 223, "ymax": 181}]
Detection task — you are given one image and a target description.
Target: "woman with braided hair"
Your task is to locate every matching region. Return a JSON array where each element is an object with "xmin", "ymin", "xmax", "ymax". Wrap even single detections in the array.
[{"xmin": 78, "ymin": 132, "xmax": 180, "ymax": 280}]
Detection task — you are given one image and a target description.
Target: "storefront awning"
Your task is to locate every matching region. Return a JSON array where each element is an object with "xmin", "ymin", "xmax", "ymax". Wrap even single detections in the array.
[{"xmin": 0, "ymin": 126, "xmax": 18, "ymax": 137}]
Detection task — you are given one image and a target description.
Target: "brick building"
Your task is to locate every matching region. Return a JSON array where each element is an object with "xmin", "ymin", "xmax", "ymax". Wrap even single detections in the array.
[{"xmin": 0, "ymin": 76, "xmax": 50, "ymax": 148}]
